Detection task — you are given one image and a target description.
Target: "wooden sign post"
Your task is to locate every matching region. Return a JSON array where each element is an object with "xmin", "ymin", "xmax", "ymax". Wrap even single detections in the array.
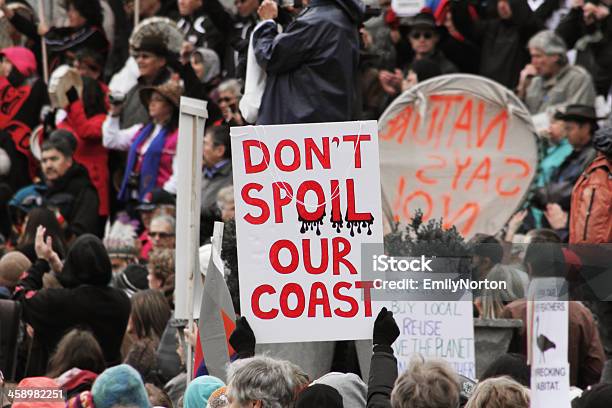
[{"xmin": 175, "ymin": 96, "xmax": 208, "ymax": 382}]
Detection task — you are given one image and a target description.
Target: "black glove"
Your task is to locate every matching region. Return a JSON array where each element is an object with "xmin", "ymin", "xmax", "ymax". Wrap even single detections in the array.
[
  {"xmin": 229, "ymin": 316, "xmax": 256, "ymax": 358},
  {"xmin": 66, "ymin": 86, "xmax": 79, "ymax": 104},
  {"xmin": 373, "ymin": 307, "xmax": 399, "ymax": 347}
]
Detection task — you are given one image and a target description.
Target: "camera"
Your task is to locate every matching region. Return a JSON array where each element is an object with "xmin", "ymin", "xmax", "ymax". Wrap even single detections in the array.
[{"xmin": 275, "ymin": 0, "xmax": 302, "ymax": 8}]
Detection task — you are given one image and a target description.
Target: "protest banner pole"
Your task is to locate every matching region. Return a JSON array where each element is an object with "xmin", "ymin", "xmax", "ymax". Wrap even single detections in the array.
[
  {"xmin": 134, "ymin": 0, "xmax": 140, "ymax": 28},
  {"xmin": 198, "ymin": 221, "xmax": 236, "ymax": 382},
  {"xmin": 175, "ymin": 97, "xmax": 207, "ymax": 384},
  {"xmin": 37, "ymin": 0, "xmax": 49, "ymax": 83}
]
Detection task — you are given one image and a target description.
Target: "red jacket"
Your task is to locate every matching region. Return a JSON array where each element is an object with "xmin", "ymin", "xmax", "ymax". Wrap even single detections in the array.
[
  {"xmin": 58, "ymin": 83, "xmax": 110, "ymax": 217},
  {"xmin": 569, "ymin": 154, "xmax": 612, "ymax": 244}
]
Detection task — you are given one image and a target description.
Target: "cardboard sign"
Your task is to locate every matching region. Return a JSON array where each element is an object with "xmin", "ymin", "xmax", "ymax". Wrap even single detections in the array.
[
  {"xmin": 379, "ymin": 74, "xmax": 538, "ymax": 239},
  {"xmin": 391, "ymin": 0, "xmax": 426, "ymax": 16},
  {"xmin": 231, "ymin": 121, "xmax": 384, "ymax": 343},
  {"xmin": 389, "ymin": 300, "xmax": 476, "ymax": 379},
  {"xmin": 529, "ymin": 278, "xmax": 571, "ymax": 408}
]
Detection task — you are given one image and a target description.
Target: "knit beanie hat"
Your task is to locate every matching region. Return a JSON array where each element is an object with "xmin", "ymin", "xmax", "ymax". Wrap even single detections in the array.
[
  {"xmin": 297, "ymin": 384, "xmax": 344, "ymax": 408},
  {"xmin": 91, "ymin": 364, "xmax": 150, "ymax": 408},
  {"xmin": 0, "ymin": 46, "xmax": 36, "ymax": 76},
  {"xmin": 65, "ymin": 390, "xmax": 95, "ymax": 408},
  {"xmin": 184, "ymin": 375, "xmax": 225, "ymax": 408},
  {"xmin": 12, "ymin": 377, "xmax": 64, "ymax": 408},
  {"xmin": 0, "ymin": 251, "xmax": 31, "ymax": 289},
  {"xmin": 114, "ymin": 264, "xmax": 149, "ymax": 297},
  {"xmin": 312, "ymin": 372, "xmax": 366, "ymax": 408}
]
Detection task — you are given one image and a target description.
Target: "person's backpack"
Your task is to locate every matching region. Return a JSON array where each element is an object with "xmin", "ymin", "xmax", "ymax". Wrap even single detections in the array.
[{"xmin": 0, "ymin": 299, "xmax": 22, "ymax": 381}]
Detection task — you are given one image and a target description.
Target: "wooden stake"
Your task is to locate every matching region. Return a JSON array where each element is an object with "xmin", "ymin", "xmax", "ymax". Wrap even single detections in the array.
[{"xmin": 37, "ymin": 0, "xmax": 49, "ymax": 83}]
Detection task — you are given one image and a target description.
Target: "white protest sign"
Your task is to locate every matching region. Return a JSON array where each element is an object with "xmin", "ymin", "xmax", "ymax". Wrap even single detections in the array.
[
  {"xmin": 379, "ymin": 74, "xmax": 538, "ymax": 239},
  {"xmin": 231, "ymin": 121, "xmax": 384, "ymax": 343},
  {"xmin": 529, "ymin": 278, "xmax": 571, "ymax": 408},
  {"xmin": 389, "ymin": 300, "xmax": 476, "ymax": 379},
  {"xmin": 391, "ymin": 0, "xmax": 426, "ymax": 16}
]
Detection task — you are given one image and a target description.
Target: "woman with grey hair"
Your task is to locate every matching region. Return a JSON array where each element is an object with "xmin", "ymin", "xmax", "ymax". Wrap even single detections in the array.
[
  {"xmin": 217, "ymin": 79, "xmax": 246, "ymax": 126},
  {"xmin": 227, "ymin": 356, "xmax": 297, "ymax": 408},
  {"xmin": 479, "ymin": 264, "xmax": 527, "ymax": 319}
]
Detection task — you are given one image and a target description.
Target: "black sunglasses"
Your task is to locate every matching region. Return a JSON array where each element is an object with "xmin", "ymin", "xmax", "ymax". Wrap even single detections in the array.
[
  {"xmin": 410, "ymin": 31, "xmax": 434, "ymax": 40},
  {"xmin": 149, "ymin": 231, "xmax": 173, "ymax": 239}
]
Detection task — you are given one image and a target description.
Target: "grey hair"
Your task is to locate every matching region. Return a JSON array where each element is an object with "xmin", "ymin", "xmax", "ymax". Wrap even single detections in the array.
[
  {"xmin": 151, "ymin": 214, "xmax": 175, "ymax": 234},
  {"xmin": 218, "ymin": 79, "xmax": 243, "ymax": 98},
  {"xmin": 528, "ymin": 30, "xmax": 568, "ymax": 65},
  {"xmin": 480, "ymin": 264, "xmax": 527, "ymax": 319},
  {"xmin": 391, "ymin": 354, "xmax": 460, "ymax": 408},
  {"xmin": 216, "ymin": 185, "xmax": 234, "ymax": 205},
  {"xmin": 465, "ymin": 376, "xmax": 529, "ymax": 408},
  {"xmin": 227, "ymin": 356, "xmax": 297, "ymax": 408}
]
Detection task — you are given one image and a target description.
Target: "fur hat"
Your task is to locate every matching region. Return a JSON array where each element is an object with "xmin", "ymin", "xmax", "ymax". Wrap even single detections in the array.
[
  {"xmin": 103, "ymin": 214, "xmax": 138, "ymax": 259},
  {"xmin": 140, "ymin": 80, "xmax": 182, "ymax": 109}
]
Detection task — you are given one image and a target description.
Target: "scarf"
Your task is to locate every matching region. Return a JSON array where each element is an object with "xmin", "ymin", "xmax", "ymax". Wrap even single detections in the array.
[{"xmin": 118, "ymin": 123, "xmax": 170, "ymax": 201}]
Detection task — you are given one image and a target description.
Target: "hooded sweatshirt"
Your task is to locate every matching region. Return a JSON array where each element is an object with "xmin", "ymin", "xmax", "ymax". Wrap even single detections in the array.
[
  {"xmin": 313, "ymin": 372, "xmax": 366, "ymax": 408},
  {"xmin": 13, "ymin": 235, "xmax": 131, "ymax": 370}
]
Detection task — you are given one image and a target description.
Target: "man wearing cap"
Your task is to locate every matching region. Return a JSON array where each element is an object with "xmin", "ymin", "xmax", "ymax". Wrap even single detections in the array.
[
  {"xmin": 532, "ymin": 104, "xmax": 598, "ymax": 238},
  {"xmin": 379, "ymin": 12, "xmax": 457, "ymax": 96},
  {"xmin": 117, "ymin": 35, "xmax": 172, "ymax": 129},
  {"xmin": 519, "ymin": 30, "xmax": 596, "ymax": 114}
]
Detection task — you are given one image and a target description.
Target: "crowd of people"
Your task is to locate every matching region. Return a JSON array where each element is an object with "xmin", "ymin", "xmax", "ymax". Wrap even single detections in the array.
[{"xmin": 0, "ymin": 0, "xmax": 609, "ymax": 406}]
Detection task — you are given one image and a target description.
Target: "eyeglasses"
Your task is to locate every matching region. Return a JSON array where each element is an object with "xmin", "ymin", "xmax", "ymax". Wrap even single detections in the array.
[
  {"xmin": 410, "ymin": 31, "xmax": 434, "ymax": 40},
  {"xmin": 149, "ymin": 231, "xmax": 173, "ymax": 239}
]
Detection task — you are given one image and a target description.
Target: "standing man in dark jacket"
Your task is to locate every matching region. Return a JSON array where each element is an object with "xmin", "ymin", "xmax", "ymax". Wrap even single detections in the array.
[
  {"xmin": 556, "ymin": 0, "xmax": 612, "ymax": 96},
  {"xmin": 13, "ymin": 230, "xmax": 131, "ymax": 374},
  {"xmin": 253, "ymin": 0, "xmax": 365, "ymax": 125},
  {"xmin": 452, "ymin": 0, "xmax": 543, "ymax": 89},
  {"xmin": 40, "ymin": 130, "xmax": 100, "ymax": 239}
]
